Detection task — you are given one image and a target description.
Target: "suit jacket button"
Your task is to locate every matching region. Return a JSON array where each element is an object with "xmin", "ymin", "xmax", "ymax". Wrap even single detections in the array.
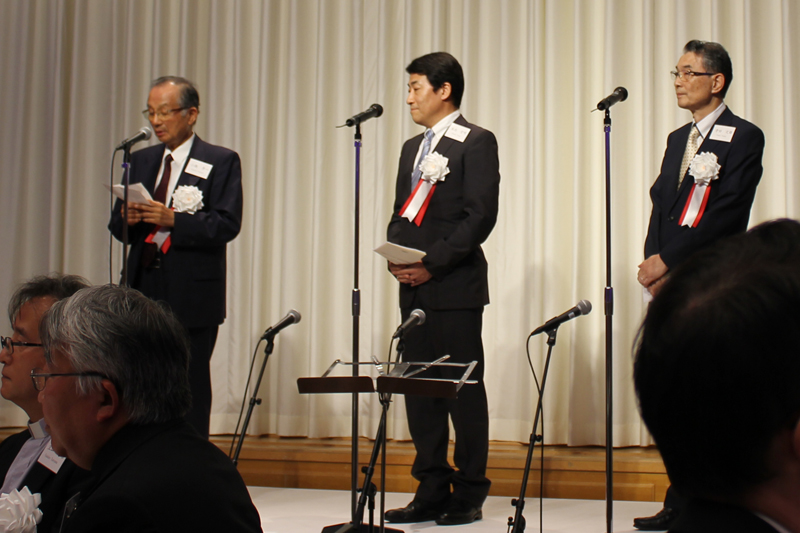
[{"xmin": 668, "ymin": 216, "xmax": 675, "ymax": 221}]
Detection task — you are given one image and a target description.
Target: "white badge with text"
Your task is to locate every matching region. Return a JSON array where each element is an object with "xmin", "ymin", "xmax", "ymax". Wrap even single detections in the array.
[
  {"xmin": 38, "ymin": 442, "xmax": 66, "ymax": 474},
  {"xmin": 185, "ymin": 158, "xmax": 213, "ymax": 179},
  {"xmin": 709, "ymin": 125, "xmax": 736, "ymax": 143},
  {"xmin": 444, "ymin": 123, "xmax": 471, "ymax": 143}
]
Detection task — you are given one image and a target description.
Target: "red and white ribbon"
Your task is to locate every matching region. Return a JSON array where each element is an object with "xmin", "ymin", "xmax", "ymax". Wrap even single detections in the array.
[
  {"xmin": 399, "ymin": 181, "xmax": 436, "ymax": 226},
  {"xmin": 145, "ymin": 226, "xmax": 172, "ymax": 254},
  {"xmin": 400, "ymin": 152, "xmax": 449, "ymax": 226},
  {"xmin": 678, "ymin": 183, "xmax": 712, "ymax": 227},
  {"xmin": 679, "ymin": 151, "xmax": 720, "ymax": 228}
]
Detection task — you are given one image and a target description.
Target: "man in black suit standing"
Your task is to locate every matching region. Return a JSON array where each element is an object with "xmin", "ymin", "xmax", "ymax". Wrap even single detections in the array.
[
  {"xmin": 635, "ymin": 41, "xmax": 765, "ymax": 530},
  {"xmin": 634, "ymin": 219, "xmax": 800, "ymax": 533},
  {"xmin": 0, "ymin": 274, "xmax": 88, "ymax": 532},
  {"xmin": 384, "ymin": 52, "xmax": 500, "ymax": 526},
  {"xmin": 36, "ymin": 284, "xmax": 262, "ymax": 532},
  {"xmin": 109, "ymin": 76, "xmax": 243, "ymax": 439}
]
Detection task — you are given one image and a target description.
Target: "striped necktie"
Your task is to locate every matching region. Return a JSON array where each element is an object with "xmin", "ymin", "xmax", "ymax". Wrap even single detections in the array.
[{"xmin": 411, "ymin": 129, "xmax": 434, "ymax": 190}]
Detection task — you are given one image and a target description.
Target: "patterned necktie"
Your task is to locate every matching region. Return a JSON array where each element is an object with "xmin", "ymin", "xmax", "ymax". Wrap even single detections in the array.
[
  {"xmin": 411, "ymin": 129, "xmax": 434, "ymax": 190},
  {"xmin": 140, "ymin": 154, "xmax": 173, "ymax": 268},
  {"xmin": 678, "ymin": 126, "xmax": 700, "ymax": 189}
]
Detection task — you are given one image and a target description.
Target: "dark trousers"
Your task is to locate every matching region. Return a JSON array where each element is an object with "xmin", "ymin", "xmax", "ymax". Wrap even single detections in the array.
[
  {"xmin": 186, "ymin": 325, "xmax": 219, "ymax": 439},
  {"xmin": 136, "ymin": 263, "xmax": 218, "ymax": 439},
  {"xmin": 400, "ymin": 306, "xmax": 491, "ymax": 507}
]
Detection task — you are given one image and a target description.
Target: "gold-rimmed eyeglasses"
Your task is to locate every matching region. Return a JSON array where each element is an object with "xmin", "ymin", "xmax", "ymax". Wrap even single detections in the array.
[
  {"xmin": 141, "ymin": 107, "xmax": 187, "ymax": 121},
  {"xmin": 671, "ymin": 70, "xmax": 716, "ymax": 81}
]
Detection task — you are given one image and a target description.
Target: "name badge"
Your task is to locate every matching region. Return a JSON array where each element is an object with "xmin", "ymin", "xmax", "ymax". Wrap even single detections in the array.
[
  {"xmin": 444, "ymin": 123, "xmax": 470, "ymax": 143},
  {"xmin": 185, "ymin": 158, "xmax": 213, "ymax": 179},
  {"xmin": 38, "ymin": 442, "xmax": 66, "ymax": 474},
  {"xmin": 709, "ymin": 125, "xmax": 736, "ymax": 143}
]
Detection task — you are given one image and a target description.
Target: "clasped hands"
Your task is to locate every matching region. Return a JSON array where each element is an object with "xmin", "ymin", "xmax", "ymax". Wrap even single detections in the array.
[
  {"xmin": 124, "ymin": 201, "xmax": 175, "ymax": 228},
  {"xmin": 637, "ymin": 254, "xmax": 668, "ymax": 297},
  {"xmin": 389, "ymin": 262, "xmax": 432, "ymax": 288}
]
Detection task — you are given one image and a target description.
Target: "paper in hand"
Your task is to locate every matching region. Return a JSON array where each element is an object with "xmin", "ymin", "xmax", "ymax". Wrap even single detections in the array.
[
  {"xmin": 107, "ymin": 183, "xmax": 153, "ymax": 204},
  {"xmin": 374, "ymin": 241, "xmax": 426, "ymax": 265}
]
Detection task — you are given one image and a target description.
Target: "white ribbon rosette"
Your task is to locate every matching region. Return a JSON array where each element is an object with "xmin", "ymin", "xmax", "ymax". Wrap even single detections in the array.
[
  {"xmin": 171, "ymin": 185, "xmax": 205, "ymax": 214},
  {"xmin": 0, "ymin": 487, "xmax": 43, "ymax": 533},
  {"xmin": 418, "ymin": 152, "xmax": 450, "ymax": 184},
  {"xmin": 688, "ymin": 152, "xmax": 721, "ymax": 185},
  {"xmin": 400, "ymin": 152, "xmax": 450, "ymax": 225},
  {"xmin": 680, "ymin": 152, "xmax": 721, "ymax": 227}
]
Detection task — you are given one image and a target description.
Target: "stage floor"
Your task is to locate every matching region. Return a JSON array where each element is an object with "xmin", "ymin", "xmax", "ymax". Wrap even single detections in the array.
[{"xmin": 248, "ymin": 487, "xmax": 663, "ymax": 533}]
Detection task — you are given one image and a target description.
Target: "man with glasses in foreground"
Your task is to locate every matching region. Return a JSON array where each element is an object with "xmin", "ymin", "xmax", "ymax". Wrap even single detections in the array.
[
  {"xmin": 0, "ymin": 274, "xmax": 89, "ymax": 532},
  {"xmin": 35, "ymin": 284, "xmax": 262, "ymax": 532},
  {"xmin": 635, "ymin": 40, "xmax": 765, "ymax": 529},
  {"xmin": 109, "ymin": 76, "xmax": 243, "ymax": 439}
]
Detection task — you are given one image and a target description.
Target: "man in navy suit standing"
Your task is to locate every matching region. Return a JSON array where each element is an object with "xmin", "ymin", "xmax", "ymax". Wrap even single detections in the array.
[
  {"xmin": 384, "ymin": 52, "xmax": 500, "ymax": 526},
  {"xmin": 635, "ymin": 41, "xmax": 765, "ymax": 530},
  {"xmin": 109, "ymin": 76, "xmax": 243, "ymax": 439}
]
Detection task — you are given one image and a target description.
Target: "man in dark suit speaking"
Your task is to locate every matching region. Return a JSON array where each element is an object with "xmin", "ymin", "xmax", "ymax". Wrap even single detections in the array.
[
  {"xmin": 36, "ymin": 285, "xmax": 262, "ymax": 532},
  {"xmin": 635, "ymin": 41, "xmax": 765, "ymax": 530},
  {"xmin": 384, "ymin": 52, "xmax": 500, "ymax": 526},
  {"xmin": 109, "ymin": 76, "xmax": 243, "ymax": 439}
]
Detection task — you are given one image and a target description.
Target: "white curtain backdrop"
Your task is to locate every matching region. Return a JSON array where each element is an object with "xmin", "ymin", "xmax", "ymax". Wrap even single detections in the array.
[{"xmin": 0, "ymin": 0, "xmax": 796, "ymax": 446}]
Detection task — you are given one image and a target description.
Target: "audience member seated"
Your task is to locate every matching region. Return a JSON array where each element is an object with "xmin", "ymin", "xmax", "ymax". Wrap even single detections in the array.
[
  {"xmin": 36, "ymin": 284, "xmax": 262, "ymax": 532},
  {"xmin": 634, "ymin": 219, "xmax": 800, "ymax": 532}
]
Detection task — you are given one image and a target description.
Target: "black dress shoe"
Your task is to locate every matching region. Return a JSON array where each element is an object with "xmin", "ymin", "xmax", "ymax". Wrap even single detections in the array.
[
  {"xmin": 385, "ymin": 500, "xmax": 443, "ymax": 523},
  {"xmin": 633, "ymin": 507, "xmax": 678, "ymax": 531},
  {"xmin": 435, "ymin": 498, "xmax": 483, "ymax": 526}
]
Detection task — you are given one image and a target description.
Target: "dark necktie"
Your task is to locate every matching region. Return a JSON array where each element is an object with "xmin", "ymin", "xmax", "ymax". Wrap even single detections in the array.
[{"xmin": 140, "ymin": 154, "xmax": 173, "ymax": 268}]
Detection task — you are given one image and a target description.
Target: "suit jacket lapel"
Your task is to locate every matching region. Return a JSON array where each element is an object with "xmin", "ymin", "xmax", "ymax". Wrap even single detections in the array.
[{"xmin": 668, "ymin": 109, "xmax": 734, "ymax": 212}]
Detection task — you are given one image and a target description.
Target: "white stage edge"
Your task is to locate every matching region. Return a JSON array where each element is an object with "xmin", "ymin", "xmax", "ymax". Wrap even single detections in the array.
[{"xmin": 248, "ymin": 487, "xmax": 664, "ymax": 533}]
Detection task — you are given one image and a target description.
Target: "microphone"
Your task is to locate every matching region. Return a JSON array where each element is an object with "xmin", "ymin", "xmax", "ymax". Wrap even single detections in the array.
[
  {"xmin": 261, "ymin": 309, "xmax": 301, "ymax": 340},
  {"xmin": 345, "ymin": 104, "xmax": 384, "ymax": 127},
  {"xmin": 531, "ymin": 300, "xmax": 592, "ymax": 336},
  {"xmin": 596, "ymin": 87, "xmax": 628, "ymax": 111},
  {"xmin": 115, "ymin": 127, "xmax": 152, "ymax": 150},
  {"xmin": 392, "ymin": 309, "xmax": 426, "ymax": 339}
]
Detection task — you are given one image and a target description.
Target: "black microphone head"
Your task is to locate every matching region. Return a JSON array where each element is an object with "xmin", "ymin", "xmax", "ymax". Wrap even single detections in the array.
[
  {"xmin": 411, "ymin": 308, "xmax": 425, "ymax": 325},
  {"xmin": 615, "ymin": 87, "xmax": 628, "ymax": 102},
  {"xmin": 576, "ymin": 300, "xmax": 592, "ymax": 315},
  {"xmin": 371, "ymin": 104, "xmax": 384, "ymax": 118},
  {"xmin": 288, "ymin": 309, "xmax": 301, "ymax": 324}
]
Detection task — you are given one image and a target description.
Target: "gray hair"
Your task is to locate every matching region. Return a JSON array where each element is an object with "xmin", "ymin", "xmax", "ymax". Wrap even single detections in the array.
[
  {"xmin": 8, "ymin": 273, "xmax": 90, "ymax": 325},
  {"xmin": 151, "ymin": 76, "xmax": 200, "ymax": 111},
  {"xmin": 40, "ymin": 284, "xmax": 192, "ymax": 425}
]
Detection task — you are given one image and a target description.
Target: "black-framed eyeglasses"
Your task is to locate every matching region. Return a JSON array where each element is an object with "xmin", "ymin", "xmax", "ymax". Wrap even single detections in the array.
[
  {"xmin": 30, "ymin": 367, "xmax": 108, "ymax": 392},
  {"xmin": 0, "ymin": 336, "xmax": 43, "ymax": 355},
  {"xmin": 671, "ymin": 70, "xmax": 716, "ymax": 81},
  {"xmin": 141, "ymin": 107, "xmax": 187, "ymax": 121}
]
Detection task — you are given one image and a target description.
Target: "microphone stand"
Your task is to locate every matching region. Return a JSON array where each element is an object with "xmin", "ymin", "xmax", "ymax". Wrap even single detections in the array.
[
  {"xmin": 508, "ymin": 326, "xmax": 559, "ymax": 533},
  {"xmin": 602, "ymin": 108, "xmax": 614, "ymax": 533},
  {"xmin": 230, "ymin": 336, "xmax": 275, "ymax": 465},
  {"xmin": 349, "ymin": 122, "xmax": 362, "ymax": 521},
  {"xmin": 120, "ymin": 146, "xmax": 132, "ymax": 286}
]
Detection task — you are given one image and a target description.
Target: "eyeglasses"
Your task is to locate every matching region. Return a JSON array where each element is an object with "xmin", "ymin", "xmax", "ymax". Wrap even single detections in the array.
[
  {"xmin": 671, "ymin": 70, "xmax": 716, "ymax": 81},
  {"xmin": 30, "ymin": 367, "xmax": 108, "ymax": 392},
  {"xmin": 0, "ymin": 336, "xmax": 43, "ymax": 355},
  {"xmin": 141, "ymin": 107, "xmax": 186, "ymax": 121}
]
